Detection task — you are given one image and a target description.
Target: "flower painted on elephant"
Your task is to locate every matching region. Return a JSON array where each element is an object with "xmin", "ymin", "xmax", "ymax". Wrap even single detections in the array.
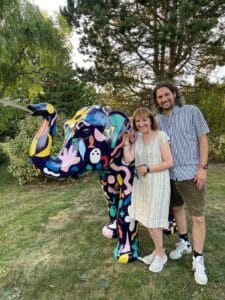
[
  {"xmin": 88, "ymin": 135, "xmax": 95, "ymax": 148},
  {"xmin": 45, "ymin": 160, "xmax": 60, "ymax": 173},
  {"xmin": 96, "ymin": 163, "xmax": 102, "ymax": 170},
  {"xmin": 131, "ymin": 223, "xmax": 139, "ymax": 241},
  {"xmin": 116, "ymin": 174, "xmax": 123, "ymax": 185},
  {"xmin": 108, "ymin": 186, "xmax": 120, "ymax": 195},
  {"xmin": 100, "ymin": 155, "xmax": 109, "ymax": 168},
  {"xmin": 121, "ymin": 232, "xmax": 131, "ymax": 254},
  {"xmin": 120, "ymin": 210, "xmax": 125, "ymax": 218},
  {"xmin": 86, "ymin": 164, "xmax": 93, "ymax": 171},
  {"xmin": 43, "ymin": 167, "xmax": 60, "ymax": 177},
  {"xmin": 78, "ymin": 139, "xmax": 86, "ymax": 161},
  {"xmin": 94, "ymin": 128, "xmax": 106, "ymax": 142},
  {"xmin": 107, "ymin": 175, "xmax": 115, "ymax": 184},
  {"xmin": 59, "ymin": 146, "xmax": 80, "ymax": 172},
  {"xmin": 125, "ymin": 215, "xmax": 135, "ymax": 232},
  {"xmin": 118, "ymin": 224, "xmax": 123, "ymax": 238},
  {"xmin": 90, "ymin": 148, "xmax": 101, "ymax": 164},
  {"xmin": 109, "ymin": 206, "xmax": 117, "ymax": 218},
  {"xmin": 85, "ymin": 109, "xmax": 108, "ymax": 127},
  {"xmin": 131, "ymin": 237, "xmax": 139, "ymax": 257},
  {"xmin": 109, "ymin": 114, "xmax": 127, "ymax": 148},
  {"xmin": 103, "ymin": 126, "xmax": 115, "ymax": 140},
  {"xmin": 110, "ymin": 163, "xmax": 132, "ymax": 196},
  {"xmin": 70, "ymin": 165, "xmax": 79, "ymax": 172},
  {"xmin": 72, "ymin": 106, "xmax": 89, "ymax": 123}
]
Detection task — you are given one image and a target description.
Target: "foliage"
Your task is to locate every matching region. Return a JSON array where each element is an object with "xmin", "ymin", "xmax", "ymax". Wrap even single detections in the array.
[
  {"xmin": 97, "ymin": 85, "xmax": 140, "ymax": 116},
  {"xmin": 41, "ymin": 66, "xmax": 98, "ymax": 117},
  {"xmin": 0, "ymin": 0, "xmax": 70, "ymax": 97},
  {"xmin": 0, "ymin": 105, "xmax": 27, "ymax": 140},
  {"xmin": 209, "ymin": 134, "xmax": 225, "ymax": 161},
  {"xmin": 0, "ymin": 163, "xmax": 225, "ymax": 299},
  {"xmin": 61, "ymin": 0, "xmax": 225, "ymax": 98},
  {"xmin": 184, "ymin": 79, "xmax": 225, "ymax": 161},
  {"xmin": 0, "ymin": 0, "xmax": 75, "ymax": 139},
  {"xmin": 2, "ymin": 113, "xmax": 67, "ymax": 184},
  {"xmin": 0, "ymin": 143, "xmax": 7, "ymax": 164}
]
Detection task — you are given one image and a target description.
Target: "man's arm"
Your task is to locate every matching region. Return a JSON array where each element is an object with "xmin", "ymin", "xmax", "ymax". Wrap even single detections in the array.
[{"xmin": 194, "ymin": 134, "xmax": 208, "ymax": 189}]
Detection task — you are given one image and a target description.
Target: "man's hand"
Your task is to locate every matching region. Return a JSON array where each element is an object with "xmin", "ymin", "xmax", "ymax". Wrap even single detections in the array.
[{"xmin": 194, "ymin": 168, "xmax": 207, "ymax": 190}]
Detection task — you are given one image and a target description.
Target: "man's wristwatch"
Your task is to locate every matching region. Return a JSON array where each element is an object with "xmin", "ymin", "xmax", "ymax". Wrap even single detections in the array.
[
  {"xmin": 199, "ymin": 163, "xmax": 208, "ymax": 170},
  {"xmin": 146, "ymin": 165, "xmax": 151, "ymax": 173}
]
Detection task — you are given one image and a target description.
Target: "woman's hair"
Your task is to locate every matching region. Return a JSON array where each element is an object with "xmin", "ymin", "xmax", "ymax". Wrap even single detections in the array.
[
  {"xmin": 152, "ymin": 81, "xmax": 184, "ymax": 114},
  {"xmin": 132, "ymin": 107, "xmax": 158, "ymax": 131}
]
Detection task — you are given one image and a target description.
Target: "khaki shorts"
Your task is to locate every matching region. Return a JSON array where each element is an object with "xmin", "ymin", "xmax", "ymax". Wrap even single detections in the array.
[{"xmin": 170, "ymin": 179, "xmax": 205, "ymax": 216}]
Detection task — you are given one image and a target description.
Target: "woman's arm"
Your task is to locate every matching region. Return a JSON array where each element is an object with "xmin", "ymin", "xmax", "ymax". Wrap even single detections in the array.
[
  {"xmin": 149, "ymin": 142, "xmax": 173, "ymax": 173},
  {"xmin": 137, "ymin": 142, "xmax": 173, "ymax": 176}
]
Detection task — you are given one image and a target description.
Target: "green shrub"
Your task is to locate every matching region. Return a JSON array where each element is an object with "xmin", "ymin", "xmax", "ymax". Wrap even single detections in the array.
[
  {"xmin": 2, "ymin": 113, "xmax": 66, "ymax": 184},
  {"xmin": 0, "ymin": 143, "xmax": 8, "ymax": 164},
  {"xmin": 209, "ymin": 134, "xmax": 225, "ymax": 162},
  {"xmin": 184, "ymin": 82, "xmax": 225, "ymax": 162}
]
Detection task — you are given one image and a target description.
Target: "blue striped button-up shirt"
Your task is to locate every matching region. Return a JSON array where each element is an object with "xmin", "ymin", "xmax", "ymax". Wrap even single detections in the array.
[{"xmin": 156, "ymin": 105, "xmax": 210, "ymax": 181}]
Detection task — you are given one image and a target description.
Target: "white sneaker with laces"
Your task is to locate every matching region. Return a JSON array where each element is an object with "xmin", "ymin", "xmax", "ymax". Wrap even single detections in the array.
[
  {"xmin": 143, "ymin": 251, "xmax": 155, "ymax": 265},
  {"xmin": 149, "ymin": 254, "xmax": 168, "ymax": 273},
  {"xmin": 169, "ymin": 239, "xmax": 192, "ymax": 260},
  {"xmin": 192, "ymin": 256, "xmax": 208, "ymax": 285}
]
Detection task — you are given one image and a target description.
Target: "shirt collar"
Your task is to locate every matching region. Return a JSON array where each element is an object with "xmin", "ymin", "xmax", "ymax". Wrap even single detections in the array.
[{"xmin": 162, "ymin": 105, "xmax": 180, "ymax": 117}]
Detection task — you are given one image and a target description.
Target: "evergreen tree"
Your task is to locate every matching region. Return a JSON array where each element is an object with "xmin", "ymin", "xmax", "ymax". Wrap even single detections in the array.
[{"xmin": 61, "ymin": 0, "xmax": 225, "ymax": 98}]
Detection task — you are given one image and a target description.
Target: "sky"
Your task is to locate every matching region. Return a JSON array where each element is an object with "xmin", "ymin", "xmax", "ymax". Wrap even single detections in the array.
[
  {"xmin": 32, "ymin": 0, "xmax": 90, "ymax": 68},
  {"xmin": 32, "ymin": 0, "xmax": 67, "ymax": 15},
  {"xmin": 32, "ymin": 0, "xmax": 225, "ymax": 83}
]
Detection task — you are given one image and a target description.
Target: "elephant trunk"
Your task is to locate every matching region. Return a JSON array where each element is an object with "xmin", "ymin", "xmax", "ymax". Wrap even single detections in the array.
[{"xmin": 28, "ymin": 103, "xmax": 77, "ymax": 178}]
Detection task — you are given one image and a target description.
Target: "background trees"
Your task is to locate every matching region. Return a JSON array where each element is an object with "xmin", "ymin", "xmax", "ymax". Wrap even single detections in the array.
[
  {"xmin": 0, "ymin": 0, "xmax": 97, "ymax": 139},
  {"xmin": 60, "ymin": 0, "xmax": 225, "ymax": 162},
  {"xmin": 1, "ymin": 0, "xmax": 225, "ymax": 184},
  {"xmin": 61, "ymin": 0, "xmax": 225, "ymax": 99},
  {"xmin": 0, "ymin": 0, "xmax": 98, "ymax": 182}
]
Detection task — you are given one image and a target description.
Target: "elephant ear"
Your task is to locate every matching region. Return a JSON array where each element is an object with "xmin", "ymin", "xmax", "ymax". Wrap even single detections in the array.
[{"xmin": 105, "ymin": 111, "xmax": 130, "ymax": 151}]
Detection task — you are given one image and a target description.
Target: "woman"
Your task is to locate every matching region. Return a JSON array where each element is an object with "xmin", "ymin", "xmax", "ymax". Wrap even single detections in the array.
[{"xmin": 123, "ymin": 107, "xmax": 173, "ymax": 272}]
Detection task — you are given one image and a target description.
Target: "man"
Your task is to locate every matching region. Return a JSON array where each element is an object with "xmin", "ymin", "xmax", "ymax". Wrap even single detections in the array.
[{"xmin": 153, "ymin": 81, "xmax": 209, "ymax": 285}]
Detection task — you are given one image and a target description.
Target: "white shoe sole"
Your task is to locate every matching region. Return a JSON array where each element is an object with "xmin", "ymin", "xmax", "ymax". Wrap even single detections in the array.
[
  {"xmin": 169, "ymin": 247, "xmax": 192, "ymax": 260},
  {"xmin": 194, "ymin": 273, "xmax": 208, "ymax": 285},
  {"xmin": 149, "ymin": 255, "xmax": 168, "ymax": 273}
]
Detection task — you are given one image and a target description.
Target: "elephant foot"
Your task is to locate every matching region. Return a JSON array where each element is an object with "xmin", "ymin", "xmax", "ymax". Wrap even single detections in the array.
[
  {"xmin": 163, "ymin": 219, "xmax": 177, "ymax": 235},
  {"xmin": 102, "ymin": 220, "xmax": 118, "ymax": 239},
  {"xmin": 113, "ymin": 246, "xmax": 139, "ymax": 264},
  {"xmin": 113, "ymin": 237, "xmax": 140, "ymax": 264}
]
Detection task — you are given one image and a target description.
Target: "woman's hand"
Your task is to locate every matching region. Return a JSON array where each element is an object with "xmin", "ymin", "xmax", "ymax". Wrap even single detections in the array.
[
  {"xmin": 123, "ymin": 131, "xmax": 136, "ymax": 146},
  {"xmin": 136, "ymin": 165, "xmax": 148, "ymax": 176}
]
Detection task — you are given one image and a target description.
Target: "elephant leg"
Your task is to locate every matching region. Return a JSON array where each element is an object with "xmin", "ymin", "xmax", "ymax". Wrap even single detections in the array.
[
  {"xmin": 113, "ymin": 194, "xmax": 140, "ymax": 263},
  {"xmin": 163, "ymin": 207, "xmax": 177, "ymax": 235},
  {"xmin": 102, "ymin": 194, "xmax": 120, "ymax": 239},
  {"xmin": 99, "ymin": 170, "xmax": 119, "ymax": 239}
]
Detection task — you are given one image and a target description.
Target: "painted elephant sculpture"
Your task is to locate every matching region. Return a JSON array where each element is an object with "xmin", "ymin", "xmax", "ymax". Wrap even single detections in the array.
[{"xmin": 28, "ymin": 103, "xmax": 139, "ymax": 263}]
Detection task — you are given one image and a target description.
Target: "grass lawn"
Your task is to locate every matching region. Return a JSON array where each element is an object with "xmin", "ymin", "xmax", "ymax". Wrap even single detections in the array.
[{"xmin": 0, "ymin": 163, "xmax": 224, "ymax": 300}]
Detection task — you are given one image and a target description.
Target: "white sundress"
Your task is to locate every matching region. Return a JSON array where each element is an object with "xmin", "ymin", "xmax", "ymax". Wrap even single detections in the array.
[{"xmin": 128, "ymin": 131, "xmax": 170, "ymax": 228}]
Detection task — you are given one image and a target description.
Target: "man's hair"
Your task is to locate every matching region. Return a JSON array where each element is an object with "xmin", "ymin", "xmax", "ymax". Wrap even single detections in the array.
[{"xmin": 152, "ymin": 81, "xmax": 184, "ymax": 114}]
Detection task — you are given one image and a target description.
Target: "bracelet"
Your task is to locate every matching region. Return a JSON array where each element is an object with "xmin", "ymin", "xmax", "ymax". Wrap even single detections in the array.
[{"xmin": 121, "ymin": 159, "xmax": 130, "ymax": 166}]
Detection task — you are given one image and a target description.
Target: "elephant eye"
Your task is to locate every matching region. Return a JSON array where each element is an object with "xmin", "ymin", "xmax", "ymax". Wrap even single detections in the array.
[{"xmin": 79, "ymin": 128, "xmax": 90, "ymax": 137}]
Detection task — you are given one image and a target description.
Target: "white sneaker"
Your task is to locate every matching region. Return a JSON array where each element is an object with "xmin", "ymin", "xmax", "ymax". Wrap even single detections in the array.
[
  {"xmin": 192, "ymin": 256, "xmax": 208, "ymax": 285},
  {"xmin": 149, "ymin": 254, "xmax": 168, "ymax": 273},
  {"xmin": 143, "ymin": 251, "xmax": 155, "ymax": 265},
  {"xmin": 169, "ymin": 239, "xmax": 192, "ymax": 260}
]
